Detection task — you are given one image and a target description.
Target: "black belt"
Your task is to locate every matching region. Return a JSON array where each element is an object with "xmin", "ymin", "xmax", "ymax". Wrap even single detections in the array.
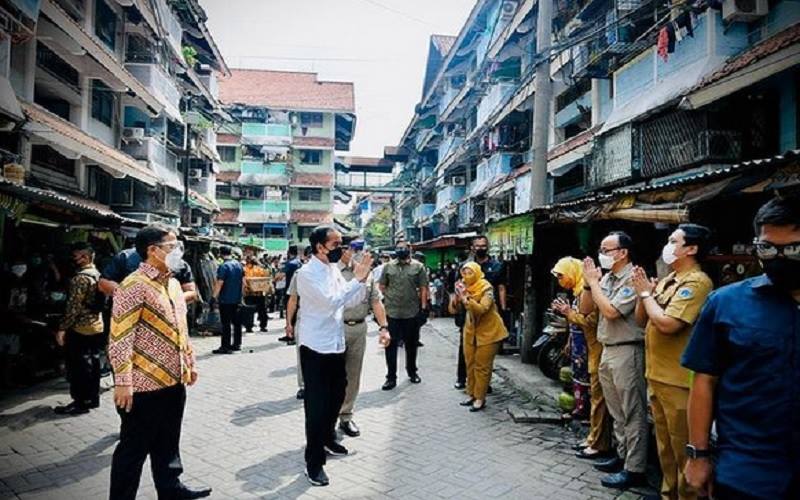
[
  {"xmin": 605, "ymin": 340, "xmax": 644, "ymax": 347},
  {"xmin": 344, "ymin": 319, "xmax": 365, "ymax": 326}
]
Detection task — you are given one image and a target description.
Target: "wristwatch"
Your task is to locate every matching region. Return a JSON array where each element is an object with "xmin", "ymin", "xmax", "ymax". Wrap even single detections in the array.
[
  {"xmin": 639, "ymin": 291, "xmax": 653, "ymax": 299},
  {"xmin": 685, "ymin": 444, "xmax": 711, "ymax": 459},
  {"xmin": 378, "ymin": 325, "xmax": 389, "ymax": 331}
]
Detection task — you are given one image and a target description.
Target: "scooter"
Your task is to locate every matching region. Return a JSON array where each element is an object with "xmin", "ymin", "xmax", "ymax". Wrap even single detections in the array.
[{"xmin": 532, "ymin": 311, "xmax": 569, "ymax": 381}]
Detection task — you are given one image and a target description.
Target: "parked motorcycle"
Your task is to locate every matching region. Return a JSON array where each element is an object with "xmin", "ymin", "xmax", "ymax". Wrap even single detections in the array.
[{"xmin": 532, "ymin": 311, "xmax": 569, "ymax": 381}]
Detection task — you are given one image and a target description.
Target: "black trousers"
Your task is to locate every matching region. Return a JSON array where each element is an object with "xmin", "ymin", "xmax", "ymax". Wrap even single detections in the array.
[
  {"xmin": 243, "ymin": 295, "xmax": 268, "ymax": 331},
  {"xmin": 385, "ymin": 317, "xmax": 420, "ymax": 380},
  {"xmin": 300, "ymin": 345, "xmax": 346, "ymax": 471},
  {"xmin": 219, "ymin": 303, "xmax": 242, "ymax": 349},
  {"xmin": 65, "ymin": 331, "xmax": 104, "ymax": 405},
  {"xmin": 110, "ymin": 384, "xmax": 186, "ymax": 500},
  {"xmin": 456, "ymin": 327, "xmax": 467, "ymax": 384}
]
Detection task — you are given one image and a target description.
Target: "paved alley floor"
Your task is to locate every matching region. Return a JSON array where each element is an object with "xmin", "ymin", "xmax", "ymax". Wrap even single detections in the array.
[{"xmin": 0, "ymin": 318, "xmax": 647, "ymax": 499}]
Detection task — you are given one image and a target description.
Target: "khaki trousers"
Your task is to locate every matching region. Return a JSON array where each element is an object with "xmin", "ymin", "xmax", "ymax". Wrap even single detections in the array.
[
  {"xmin": 586, "ymin": 369, "xmax": 612, "ymax": 452},
  {"xmin": 598, "ymin": 343, "xmax": 648, "ymax": 473},
  {"xmin": 339, "ymin": 322, "xmax": 368, "ymax": 422},
  {"xmin": 464, "ymin": 338, "xmax": 501, "ymax": 401},
  {"xmin": 649, "ymin": 380, "xmax": 695, "ymax": 500}
]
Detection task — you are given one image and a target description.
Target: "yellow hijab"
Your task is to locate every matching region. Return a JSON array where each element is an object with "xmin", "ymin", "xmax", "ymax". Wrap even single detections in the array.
[
  {"xmin": 461, "ymin": 261, "xmax": 493, "ymax": 298},
  {"xmin": 552, "ymin": 257, "xmax": 585, "ymax": 297}
]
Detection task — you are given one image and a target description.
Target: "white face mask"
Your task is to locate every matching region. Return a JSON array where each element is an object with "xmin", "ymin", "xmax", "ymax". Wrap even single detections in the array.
[
  {"xmin": 661, "ymin": 242, "xmax": 678, "ymax": 266},
  {"xmin": 10, "ymin": 265, "xmax": 27, "ymax": 278},
  {"xmin": 598, "ymin": 253, "xmax": 615, "ymax": 270},
  {"xmin": 165, "ymin": 248, "xmax": 184, "ymax": 270}
]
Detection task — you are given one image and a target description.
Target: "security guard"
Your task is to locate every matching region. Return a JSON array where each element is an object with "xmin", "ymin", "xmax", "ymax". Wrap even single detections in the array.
[
  {"xmin": 634, "ymin": 224, "xmax": 713, "ymax": 500},
  {"xmin": 338, "ymin": 238, "xmax": 389, "ymax": 437}
]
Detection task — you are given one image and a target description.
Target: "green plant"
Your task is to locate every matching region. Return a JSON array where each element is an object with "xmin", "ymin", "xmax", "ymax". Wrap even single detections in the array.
[
  {"xmin": 182, "ymin": 45, "xmax": 197, "ymax": 67},
  {"xmin": 363, "ymin": 207, "xmax": 392, "ymax": 247}
]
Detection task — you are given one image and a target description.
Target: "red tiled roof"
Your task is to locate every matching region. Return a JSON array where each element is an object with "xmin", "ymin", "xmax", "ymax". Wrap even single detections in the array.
[
  {"xmin": 688, "ymin": 23, "xmax": 800, "ymax": 94},
  {"xmin": 292, "ymin": 173, "xmax": 333, "ymax": 186},
  {"xmin": 217, "ymin": 171, "xmax": 239, "ymax": 182},
  {"xmin": 219, "ymin": 69, "xmax": 355, "ymax": 113},
  {"xmin": 217, "ymin": 134, "xmax": 239, "ymax": 145},
  {"xmin": 215, "ymin": 209, "xmax": 238, "ymax": 224},
  {"xmin": 293, "ymin": 136, "xmax": 335, "ymax": 149},
  {"xmin": 291, "ymin": 210, "xmax": 333, "ymax": 225},
  {"xmin": 548, "ymin": 126, "xmax": 599, "ymax": 161}
]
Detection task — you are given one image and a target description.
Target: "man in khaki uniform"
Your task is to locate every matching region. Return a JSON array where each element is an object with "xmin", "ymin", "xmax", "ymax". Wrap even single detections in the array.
[
  {"xmin": 633, "ymin": 224, "xmax": 713, "ymax": 500},
  {"xmin": 337, "ymin": 238, "xmax": 389, "ymax": 437},
  {"xmin": 581, "ymin": 231, "xmax": 648, "ymax": 490}
]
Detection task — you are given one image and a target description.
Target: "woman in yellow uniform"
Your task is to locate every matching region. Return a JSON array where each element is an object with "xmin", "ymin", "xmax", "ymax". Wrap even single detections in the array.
[{"xmin": 450, "ymin": 262, "xmax": 507, "ymax": 412}]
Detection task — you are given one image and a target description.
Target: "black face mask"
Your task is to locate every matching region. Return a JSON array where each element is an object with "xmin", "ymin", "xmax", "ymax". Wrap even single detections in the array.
[
  {"xmin": 326, "ymin": 247, "xmax": 343, "ymax": 264},
  {"xmin": 395, "ymin": 248, "xmax": 410, "ymax": 260},
  {"xmin": 474, "ymin": 248, "xmax": 488, "ymax": 259},
  {"xmin": 762, "ymin": 258, "xmax": 800, "ymax": 291}
]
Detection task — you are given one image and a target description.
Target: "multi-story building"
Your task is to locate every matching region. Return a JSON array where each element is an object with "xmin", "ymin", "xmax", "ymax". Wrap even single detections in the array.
[
  {"xmin": 215, "ymin": 69, "xmax": 355, "ymax": 253},
  {"xmin": 0, "ymin": 0, "xmax": 226, "ymax": 230}
]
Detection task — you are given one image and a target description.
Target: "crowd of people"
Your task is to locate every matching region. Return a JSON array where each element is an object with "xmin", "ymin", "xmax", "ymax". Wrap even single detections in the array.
[{"xmin": 13, "ymin": 194, "xmax": 799, "ymax": 498}]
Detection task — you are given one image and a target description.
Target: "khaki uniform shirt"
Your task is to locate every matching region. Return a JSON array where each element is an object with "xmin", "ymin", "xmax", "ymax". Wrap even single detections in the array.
[
  {"xmin": 340, "ymin": 263, "xmax": 380, "ymax": 322},
  {"xmin": 597, "ymin": 263, "xmax": 644, "ymax": 345},
  {"xmin": 645, "ymin": 265, "xmax": 713, "ymax": 388},
  {"xmin": 379, "ymin": 259, "xmax": 428, "ymax": 319}
]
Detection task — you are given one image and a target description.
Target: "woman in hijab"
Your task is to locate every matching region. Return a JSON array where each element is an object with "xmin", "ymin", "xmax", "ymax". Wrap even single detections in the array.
[
  {"xmin": 551, "ymin": 257, "xmax": 611, "ymax": 459},
  {"xmin": 449, "ymin": 262, "xmax": 507, "ymax": 412}
]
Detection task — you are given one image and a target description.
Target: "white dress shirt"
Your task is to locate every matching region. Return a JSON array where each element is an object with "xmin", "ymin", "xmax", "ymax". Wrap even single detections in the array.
[{"xmin": 296, "ymin": 256, "xmax": 366, "ymax": 354}]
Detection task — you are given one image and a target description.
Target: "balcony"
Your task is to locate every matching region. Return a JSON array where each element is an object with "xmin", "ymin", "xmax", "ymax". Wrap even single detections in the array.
[
  {"xmin": 413, "ymin": 203, "xmax": 435, "ymax": 222},
  {"xmin": 438, "ymin": 85, "xmax": 461, "ymax": 116},
  {"xmin": 154, "ymin": 0, "xmax": 183, "ymax": 58},
  {"xmin": 472, "ymin": 152, "xmax": 514, "ymax": 196},
  {"xmin": 191, "ymin": 177, "xmax": 215, "ymax": 200},
  {"xmin": 198, "ymin": 71, "xmax": 219, "ymax": 100},
  {"xmin": 237, "ymin": 235, "xmax": 290, "ymax": 253},
  {"xmin": 437, "ymin": 135, "xmax": 463, "ymax": 164},
  {"xmin": 125, "ymin": 63, "xmax": 182, "ymax": 121},
  {"xmin": 238, "ymin": 199, "xmax": 291, "ymax": 223},
  {"xmin": 435, "ymin": 185, "xmax": 466, "ymax": 212},
  {"xmin": 122, "ymin": 137, "xmax": 183, "ymax": 191},
  {"xmin": 292, "ymin": 199, "xmax": 331, "ymax": 212},
  {"xmin": 476, "ymin": 82, "xmax": 516, "ymax": 130},
  {"xmin": 416, "ymin": 165, "xmax": 434, "ymax": 184},
  {"xmin": 555, "ymin": 92, "xmax": 591, "ymax": 129},
  {"xmin": 238, "ymin": 161, "xmax": 290, "ymax": 186},
  {"xmin": 240, "ymin": 122, "xmax": 292, "ymax": 147}
]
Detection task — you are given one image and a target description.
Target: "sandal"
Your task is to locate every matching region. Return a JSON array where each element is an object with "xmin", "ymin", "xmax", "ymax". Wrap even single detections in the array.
[
  {"xmin": 469, "ymin": 401, "xmax": 486, "ymax": 412},
  {"xmin": 575, "ymin": 447, "xmax": 612, "ymax": 460},
  {"xmin": 459, "ymin": 398, "xmax": 475, "ymax": 406}
]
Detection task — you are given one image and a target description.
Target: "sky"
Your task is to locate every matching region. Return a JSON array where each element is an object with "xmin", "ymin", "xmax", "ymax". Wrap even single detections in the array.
[{"xmin": 200, "ymin": 0, "xmax": 475, "ymax": 158}]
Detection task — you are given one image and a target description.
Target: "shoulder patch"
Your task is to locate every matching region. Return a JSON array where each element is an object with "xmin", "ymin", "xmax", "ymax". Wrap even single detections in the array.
[
  {"xmin": 677, "ymin": 287, "xmax": 694, "ymax": 299},
  {"xmin": 620, "ymin": 287, "xmax": 634, "ymax": 298}
]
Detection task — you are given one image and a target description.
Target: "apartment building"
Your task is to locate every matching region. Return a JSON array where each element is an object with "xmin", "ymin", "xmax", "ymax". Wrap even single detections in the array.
[{"xmin": 215, "ymin": 69, "xmax": 355, "ymax": 252}]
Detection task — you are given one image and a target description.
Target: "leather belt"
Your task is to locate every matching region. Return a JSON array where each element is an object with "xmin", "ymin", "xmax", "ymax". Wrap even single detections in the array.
[
  {"xmin": 344, "ymin": 319, "xmax": 365, "ymax": 326},
  {"xmin": 605, "ymin": 340, "xmax": 644, "ymax": 347}
]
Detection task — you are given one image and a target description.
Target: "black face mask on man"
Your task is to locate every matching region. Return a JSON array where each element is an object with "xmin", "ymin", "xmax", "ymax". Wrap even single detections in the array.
[
  {"xmin": 761, "ymin": 258, "xmax": 800, "ymax": 291},
  {"xmin": 395, "ymin": 248, "xmax": 410, "ymax": 260},
  {"xmin": 326, "ymin": 247, "xmax": 343, "ymax": 264},
  {"xmin": 474, "ymin": 248, "xmax": 488, "ymax": 259}
]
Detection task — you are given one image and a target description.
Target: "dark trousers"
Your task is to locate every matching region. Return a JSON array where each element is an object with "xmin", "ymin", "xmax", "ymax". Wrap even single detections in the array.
[
  {"xmin": 65, "ymin": 331, "xmax": 104, "ymax": 406},
  {"xmin": 243, "ymin": 295, "xmax": 268, "ymax": 331},
  {"xmin": 300, "ymin": 345, "xmax": 346, "ymax": 471},
  {"xmin": 385, "ymin": 317, "xmax": 420, "ymax": 380},
  {"xmin": 110, "ymin": 384, "xmax": 186, "ymax": 500},
  {"xmin": 456, "ymin": 327, "xmax": 466, "ymax": 384},
  {"xmin": 219, "ymin": 303, "xmax": 242, "ymax": 349}
]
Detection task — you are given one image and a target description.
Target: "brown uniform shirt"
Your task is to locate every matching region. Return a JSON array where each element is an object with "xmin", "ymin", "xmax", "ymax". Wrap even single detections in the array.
[
  {"xmin": 645, "ymin": 265, "xmax": 713, "ymax": 388},
  {"xmin": 597, "ymin": 263, "xmax": 644, "ymax": 346}
]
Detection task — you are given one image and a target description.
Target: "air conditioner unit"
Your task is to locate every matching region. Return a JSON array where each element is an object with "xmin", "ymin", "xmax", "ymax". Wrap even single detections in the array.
[
  {"xmin": 722, "ymin": 0, "xmax": 768, "ymax": 23},
  {"xmin": 189, "ymin": 168, "xmax": 204, "ymax": 179},
  {"xmin": 451, "ymin": 176, "xmax": 466, "ymax": 186},
  {"xmin": 500, "ymin": 0, "xmax": 518, "ymax": 20},
  {"xmin": 122, "ymin": 127, "xmax": 145, "ymax": 142}
]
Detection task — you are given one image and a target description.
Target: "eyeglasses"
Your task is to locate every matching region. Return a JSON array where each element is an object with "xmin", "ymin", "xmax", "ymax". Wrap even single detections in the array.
[
  {"xmin": 598, "ymin": 247, "xmax": 621, "ymax": 255},
  {"xmin": 752, "ymin": 240, "xmax": 800, "ymax": 261},
  {"xmin": 156, "ymin": 241, "xmax": 183, "ymax": 253}
]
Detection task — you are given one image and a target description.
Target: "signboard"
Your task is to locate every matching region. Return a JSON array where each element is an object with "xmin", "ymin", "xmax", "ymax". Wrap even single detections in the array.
[{"xmin": 487, "ymin": 213, "xmax": 534, "ymax": 256}]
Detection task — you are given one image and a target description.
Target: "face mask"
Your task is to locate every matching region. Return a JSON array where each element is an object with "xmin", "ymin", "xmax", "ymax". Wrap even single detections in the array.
[
  {"xmin": 50, "ymin": 291, "xmax": 66, "ymax": 302},
  {"xmin": 395, "ymin": 248, "xmax": 410, "ymax": 260},
  {"xmin": 462, "ymin": 272, "xmax": 478, "ymax": 286},
  {"xmin": 762, "ymin": 259, "xmax": 800, "ymax": 291},
  {"xmin": 326, "ymin": 247, "xmax": 343, "ymax": 264},
  {"xmin": 598, "ymin": 253, "xmax": 615, "ymax": 270},
  {"xmin": 661, "ymin": 243, "xmax": 678, "ymax": 266},
  {"xmin": 10, "ymin": 265, "xmax": 26, "ymax": 277},
  {"xmin": 30, "ymin": 257, "xmax": 42, "ymax": 266},
  {"xmin": 475, "ymin": 248, "xmax": 488, "ymax": 259},
  {"xmin": 165, "ymin": 248, "xmax": 184, "ymax": 270}
]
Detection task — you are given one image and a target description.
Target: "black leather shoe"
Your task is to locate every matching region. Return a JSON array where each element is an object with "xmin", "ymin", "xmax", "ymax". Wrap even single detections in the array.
[
  {"xmin": 231, "ymin": 346, "xmax": 241, "ymax": 352},
  {"xmin": 305, "ymin": 466, "xmax": 329, "ymax": 486},
  {"xmin": 54, "ymin": 402, "xmax": 89, "ymax": 416},
  {"xmin": 212, "ymin": 348, "xmax": 232, "ymax": 355},
  {"xmin": 339, "ymin": 420, "xmax": 360, "ymax": 437},
  {"xmin": 382, "ymin": 379, "xmax": 397, "ymax": 390},
  {"xmin": 174, "ymin": 485, "xmax": 212, "ymax": 499},
  {"xmin": 277, "ymin": 335, "xmax": 290, "ymax": 342},
  {"xmin": 286, "ymin": 339, "xmax": 296, "ymax": 346},
  {"xmin": 469, "ymin": 402, "xmax": 486, "ymax": 412},
  {"xmin": 454, "ymin": 381, "xmax": 466, "ymax": 390},
  {"xmin": 576, "ymin": 448, "xmax": 613, "ymax": 460},
  {"xmin": 600, "ymin": 470, "xmax": 648, "ymax": 489},
  {"xmin": 594, "ymin": 456, "xmax": 624, "ymax": 473},
  {"xmin": 324, "ymin": 442, "xmax": 348, "ymax": 456},
  {"xmin": 296, "ymin": 389, "xmax": 305, "ymax": 400},
  {"xmin": 487, "ymin": 385, "xmax": 493, "ymax": 394},
  {"xmin": 459, "ymin": 398, "xmax": 475, "ymax": 406},
  {"xmin": 417, "ymin": 341, "xmax": 424, "ymax": 347},
  {"xmin": 409, "ymin": 375, "xmax": 421, "ymax": 384}
]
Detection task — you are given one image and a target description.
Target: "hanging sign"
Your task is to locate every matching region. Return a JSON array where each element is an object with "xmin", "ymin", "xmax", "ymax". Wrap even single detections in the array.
[{"xmin": 487, "ymin": 213, "xmax": 534, "ymax": 256}]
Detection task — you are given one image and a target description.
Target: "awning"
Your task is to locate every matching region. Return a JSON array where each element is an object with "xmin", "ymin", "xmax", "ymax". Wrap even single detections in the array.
[
  {"xmin": 548, "ymin": 142, "xmax": 593, "ymax": 176},
  {"xmin": 189, "ymin": 190, "xmax": 218, "ymax": 213},
  {"xmin": 0, "ymin": 178, "xmax": 127, "ymax": 224},
  {"xmin": 22, "ymin": 101, "xmax": 159, "ymax": 186},
  {"xmin": 0, "ymin": 76, "xmax": 23, "ymax": 122},
  {"xmin": 40, "ymin": 0, "xmax": 162, "ymax": 115}
]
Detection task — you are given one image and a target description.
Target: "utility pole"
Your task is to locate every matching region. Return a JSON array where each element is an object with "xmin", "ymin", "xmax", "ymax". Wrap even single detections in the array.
[{"xmin": 522, "ymin": 0, "xmax": 553, "ymax": 363}]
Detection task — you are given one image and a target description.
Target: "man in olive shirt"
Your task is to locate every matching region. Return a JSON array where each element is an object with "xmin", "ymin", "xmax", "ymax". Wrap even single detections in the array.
[
  {"xmin": 379, "ymin": 240, "xmax": 429, "ymax": 390},
  {"xmin": 633, "ymin": 225, "xmax": 713, "ymax": 500},
  {"xmin": 581, "ymin": 231, "xmax": 647, "ymax": 490}
]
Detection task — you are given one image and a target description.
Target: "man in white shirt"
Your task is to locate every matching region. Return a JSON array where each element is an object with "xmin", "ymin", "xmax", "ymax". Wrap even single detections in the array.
[{"xmin": 295, "ymin": 226, "xmax": 373, "ymax": 487}]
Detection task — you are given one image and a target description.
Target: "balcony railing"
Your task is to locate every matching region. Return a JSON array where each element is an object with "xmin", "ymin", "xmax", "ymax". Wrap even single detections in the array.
[
  {"xmin": 435, "ymin": 185, "xmax": 466, "ymax": 211},
  {"xmin": 476, "ymin": 82, "xmax": 517, "ymax": 130},
  {"xmin": 292, "ymin": 199, "xmax": 331, "ymax": 212},
  {"xmin": 198, "ymin": 71, "xmax": 219, "ymax": 100},
  {"xmin": 238, "ymin": 161, "xmax": 290, "ymax": 186},
  {"xmin": 438, "ymin": 85, "xmax": 461, "ymax": 116},
  {"xmin": 154, "ymin": 0, "xmax": 183, "ymax": 57},
  {"xmin": 125, "ymin": 63, "xmax": 181, "ymax": 120},
  {"xmin": 413, "ymin": 203, "xmax": 435, "ymax": 221},
  {"xmin": 191, "ymin": 177, "xmax": 215, "ymax": 199},
  {"xmin": 241, "ymin": 122, "xmax": 292, "ymax": 146},
  {"xmin": 237, "ymin": 235, "xmax": 290, "ymax": 252},
  {"xmin": 238, "ymin": 199, "xmax": 291, "ymax": 223},
  {"xmin": 437, "ymin": 136, "xmax": 463, "ymax": 164},
  {"xmin": 416, "ymin": 166, "xmax": 434, "ymax": 184},
  {"xmin": 472, "ymin": 152, "xmax": 514, "ymax": 195},
  {"xmin": 122, "ymin": 137, "xmax": 182, "ymax": 190}
]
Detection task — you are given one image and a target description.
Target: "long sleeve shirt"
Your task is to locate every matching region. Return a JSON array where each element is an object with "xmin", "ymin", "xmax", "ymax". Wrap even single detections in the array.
[
  {"xmin": 108, "ymin": 262, "xmax": 195, "ymax": 392},
  {"xmin": 296, "ymin": 256, "xmax": 365, "ymax": 354},
  {"xmin": 59, "ymin": 265, "xmax": 104, "ymax": 335}
]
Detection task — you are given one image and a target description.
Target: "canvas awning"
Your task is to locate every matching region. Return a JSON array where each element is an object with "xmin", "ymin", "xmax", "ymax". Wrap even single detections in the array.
[{"xmin": 22, "ymin": 101, "xmax": 158, "ymax": 186}]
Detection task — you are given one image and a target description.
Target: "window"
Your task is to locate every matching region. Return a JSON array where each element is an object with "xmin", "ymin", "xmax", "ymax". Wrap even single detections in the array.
[
  {"xmin": 31, "ymin": 145, "xmax": 75, "ymax": 176},
  {"xmin": 111, "ymin": 178, "xmax": 134, "ymax": 206},
  {"xmin": 299, "ymin": 112, "xmax": 324, "ymax": 128},
  {"xmin": 88, "ymin": 166, "xmax": 112, "ymax": 204},
  {"xmin": 298, "ymin": 188, "xmax": 322, "ymax": 202},
  {"xmin": 298, "ymin": 226, "xmax": 315, "ymax": 241},
  {"xmin": 217, "ymin": 146, "xmax": 237, "ymax": 163},
  {"xmin": 300, "ymin": 149, "xmax": 322, "ymax": 165},
  {"xmin": 94, "ymin": 0, "xmax": 117, "ymax": 51},
  {"xmin": 91, "ymin": 79, "xmax": 114, "ymax": 126}
]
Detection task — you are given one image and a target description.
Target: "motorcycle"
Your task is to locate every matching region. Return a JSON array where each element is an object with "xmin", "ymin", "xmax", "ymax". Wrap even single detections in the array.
[{"xmin": 532, "ymin": 311, "xmax": 569, "ymax": 381}]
